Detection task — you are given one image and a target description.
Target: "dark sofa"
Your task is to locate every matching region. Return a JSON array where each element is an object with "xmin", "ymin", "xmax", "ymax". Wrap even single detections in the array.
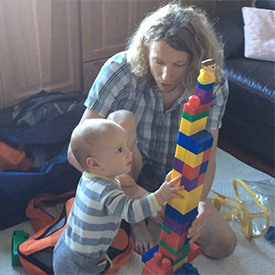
[{"xmin": 212, "ymin": 0, "xmax": 275, "ymax": 165}]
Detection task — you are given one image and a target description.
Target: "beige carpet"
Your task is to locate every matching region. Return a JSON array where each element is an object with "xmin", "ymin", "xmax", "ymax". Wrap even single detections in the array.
[{"xmin": 1, "ymin": 148, "xmax": 274, "ymax": 275}]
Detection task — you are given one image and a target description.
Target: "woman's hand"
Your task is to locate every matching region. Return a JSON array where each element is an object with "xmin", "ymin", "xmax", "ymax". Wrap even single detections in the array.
[
  {"xmin": 150, "ymin": 203, "xmax": 166, "ymax": 223},
  {"xmin": 187, "ymin": 201, "xmax": 211, "ymax": 243}
]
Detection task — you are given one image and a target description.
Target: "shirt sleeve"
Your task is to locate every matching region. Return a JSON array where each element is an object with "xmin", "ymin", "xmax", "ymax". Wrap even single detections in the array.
[
  {"xmin": 104, "ymin": 185, "xmax": 160, "ymax": 224},
  {"xmin": 206, "ymin": 72, "xmax": 229, "ymax": 130},
  {"xmin": 84, "ymin": 52, "xmax": 132, "ymax": 118}
]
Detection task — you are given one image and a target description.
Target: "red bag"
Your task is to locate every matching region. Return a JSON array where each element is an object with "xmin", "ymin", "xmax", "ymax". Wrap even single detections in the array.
[
  {"xmin": 18, "ymin": 192, "xmax": 134, "ymax": 275},
  {"xmin": 0, "ymin": 141, "xmax": 34, "ymax": 171}
]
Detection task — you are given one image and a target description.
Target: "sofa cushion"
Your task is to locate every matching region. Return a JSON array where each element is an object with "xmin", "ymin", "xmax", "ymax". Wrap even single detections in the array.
[
  {"xmin": 224, "ymin": 58, "xmax": 274, "ymax": 132},
  {"xmin": 212, "ymin": 11, "xmax": 244, "ymax": 60},
  {"xmin": 225, "ymin": 59, "xmax": 275, "ymax": 98},
  {"xmin": 222, "ymin": 58, "xmax": 274, "ymax": 164},
  {"xmin": 242, "ymin": 7, "xmax": 275, "ymax": 62},
  {"xmin": 256, "ymin": 0, "xmax": 275, "ymax": 10}
]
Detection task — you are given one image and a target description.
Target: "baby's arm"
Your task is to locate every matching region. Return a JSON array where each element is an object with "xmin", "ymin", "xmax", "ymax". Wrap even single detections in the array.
[
  {"xmin": 153, "ymin": 171, "xmax": 184, "ymax": 206},
  {"xmin": 106, "ymin": 172, "xmax": 184, "ymax": 223}
]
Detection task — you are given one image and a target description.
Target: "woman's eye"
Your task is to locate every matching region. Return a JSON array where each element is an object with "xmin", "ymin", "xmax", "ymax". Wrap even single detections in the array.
[
  {"xmin": 155, "ymin": 59, "xmax": 163, "ymax": 65},
  {"xmin": 175, "ymin": 63, "xmax": 186, "ymax": 68}
]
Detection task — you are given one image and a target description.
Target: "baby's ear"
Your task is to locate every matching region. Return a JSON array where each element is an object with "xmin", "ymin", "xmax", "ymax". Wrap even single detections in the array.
[{"xmin": 86, "ymin": 157, "xmax": 101, "ymax": 171}]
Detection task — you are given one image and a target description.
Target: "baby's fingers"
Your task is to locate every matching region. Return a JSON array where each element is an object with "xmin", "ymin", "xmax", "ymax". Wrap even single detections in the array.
[
  {"xmin": 171, "ymin": 186, "xmax": 185, "ymax": 199},
  {"xmin": 168, "ymin": 176, "xmax": 180, "ymax": 186}
]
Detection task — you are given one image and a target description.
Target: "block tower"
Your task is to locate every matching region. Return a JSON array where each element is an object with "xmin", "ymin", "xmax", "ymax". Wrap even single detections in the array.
[{"xmin": 142, "ymin": 59, "xmax": 216, "ymax": 275}]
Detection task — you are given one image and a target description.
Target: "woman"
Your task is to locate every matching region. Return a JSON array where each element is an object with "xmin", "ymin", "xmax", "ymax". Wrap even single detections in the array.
[{"xmin": 68, "ymin": 2, "xmax": 237, "ymax": 258}]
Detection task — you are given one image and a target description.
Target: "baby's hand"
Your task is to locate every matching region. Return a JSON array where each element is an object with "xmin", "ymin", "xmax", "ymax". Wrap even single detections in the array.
[{"xmin": 154, "ymin": 171, "xmax": 184, "ymax": 205}]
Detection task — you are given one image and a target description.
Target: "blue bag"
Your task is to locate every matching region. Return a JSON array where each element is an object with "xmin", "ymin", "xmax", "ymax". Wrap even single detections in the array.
[{"xmin": 0, "ymin": 91, "xmax": 85, "ymax": 230}]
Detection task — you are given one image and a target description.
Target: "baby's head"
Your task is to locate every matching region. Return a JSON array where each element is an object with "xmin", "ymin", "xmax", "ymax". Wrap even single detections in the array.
[{"xmin": 71, "ymin": 119, "xmax": 132, "ymax": 178}]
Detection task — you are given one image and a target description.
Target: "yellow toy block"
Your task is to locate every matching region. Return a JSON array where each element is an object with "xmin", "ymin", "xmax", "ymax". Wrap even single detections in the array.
[
  {"xmin": 173, "ymin": 257, "xmax": 188, "ymax": 272},
  {"xmin": 168, "ymin": 184, "xmax": 203, "ymax": 216},
  {"xmin": 174, "ymin": 145, "xmax": 204, "ymax": 168},
  {"xmin": 174, "ymin": 144, "xmax": 187, "ymax": 161},
  {"xmin": 171, "ymin": 169, "xmax": 182, "ymax": 186},
  {"xmin": 179, "ymin": 117, "xmax": 207, "ymax": 136},
  {"xmin": 184, "ymin": 149, "xmax": 204, "ymax": 168}
]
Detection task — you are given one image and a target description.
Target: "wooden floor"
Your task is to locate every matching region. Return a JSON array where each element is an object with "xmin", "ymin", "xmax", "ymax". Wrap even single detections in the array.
[{"xmin": 218, "ymin": 135, "xmax": 274, "ymax": 178}]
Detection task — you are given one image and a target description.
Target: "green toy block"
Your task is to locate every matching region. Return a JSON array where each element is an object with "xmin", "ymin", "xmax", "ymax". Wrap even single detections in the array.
[
  {"xmin": 12, "ymin": 230, "xmax": 29, "ymax": 267},
  {"xmin": 182, "ymin": 109, "xmax": 209, "ymax": 122}
]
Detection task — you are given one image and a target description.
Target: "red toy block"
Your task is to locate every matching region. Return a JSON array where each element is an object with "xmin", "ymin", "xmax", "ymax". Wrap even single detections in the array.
[
  {"xmin": 197, "ymin": 173, "xmax": 206, "ymax": 187},
  {"xmin": 160, "ymin": 226, "xmax": 188, "ymax": 251},
  {"xmin": 182, "ymin": 163, "xmax": 201, "ymax": 180},
  {"xmin": 142, "ymin": 252, "xmax": 174, "ymax": 275},
  {"xmin": 159, "ymin": 244, "xmax": 183, "ymax": 262},
  {"xmin": 188, "ymin": 243, "xmax": 201, "ymax": 262},
  {"xmin": 183, "ymin": 95, "xmax": 210, "ymax": 116},
  {"xmin": 202, "ymin": 148, "xmax": 211, "ymax": 162}
]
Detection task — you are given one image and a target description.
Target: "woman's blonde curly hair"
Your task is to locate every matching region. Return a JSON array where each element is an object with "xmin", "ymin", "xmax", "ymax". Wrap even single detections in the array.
[{"xmin": 126, "ymin": 2, "xmax": 224, "ymax": 94}]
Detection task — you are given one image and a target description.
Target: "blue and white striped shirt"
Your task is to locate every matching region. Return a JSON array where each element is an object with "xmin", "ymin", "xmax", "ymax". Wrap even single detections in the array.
[
  {"xmin": 65, "ymin": 172, "xmax": 159, "ymax": 258},
  {"xmin": 85, "ymin": 52, "xmax": 228, "ymax": 179}
]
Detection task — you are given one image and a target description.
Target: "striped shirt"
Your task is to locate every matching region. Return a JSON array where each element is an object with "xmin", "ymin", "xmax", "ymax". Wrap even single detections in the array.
[
  {"xmin": 85, "ymin": 52, "xmax": 228, "ymax": 179},
  {"xmin": 64, "ymin": 172, "xmax": 159, "ymax": 258}
]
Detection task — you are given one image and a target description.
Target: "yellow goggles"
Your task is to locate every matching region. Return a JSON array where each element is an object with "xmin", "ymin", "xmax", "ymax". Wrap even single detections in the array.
[{"xmin": 210, "ymin": 179, "xmax": 270, "ymax": 239}]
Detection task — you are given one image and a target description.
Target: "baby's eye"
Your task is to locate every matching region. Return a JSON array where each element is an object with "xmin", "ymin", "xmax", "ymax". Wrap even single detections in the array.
[{"xmin": 117, "ymin": 147, "xmax": 123, "ymax": 153}]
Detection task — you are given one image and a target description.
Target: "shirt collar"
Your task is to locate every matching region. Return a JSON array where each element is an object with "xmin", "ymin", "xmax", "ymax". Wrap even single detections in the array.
[{"xmin": 85, "ymin": 172, "xmax": 121, "ymax": 187}]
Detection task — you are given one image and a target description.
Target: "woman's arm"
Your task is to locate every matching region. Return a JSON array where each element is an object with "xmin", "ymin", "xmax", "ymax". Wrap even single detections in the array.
[
  {"xmin": 67, "ymin": 108, "xmax": 103, "ymax": 172},
  {"xmin": 200, "ymin": 129, "xmax": 219, "ymax": 201}
]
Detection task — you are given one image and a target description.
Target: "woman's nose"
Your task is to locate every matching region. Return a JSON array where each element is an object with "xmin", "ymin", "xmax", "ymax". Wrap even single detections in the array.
[{"xmin": 162, "ymin": 66, "xmax": 172, "ymax": 82}]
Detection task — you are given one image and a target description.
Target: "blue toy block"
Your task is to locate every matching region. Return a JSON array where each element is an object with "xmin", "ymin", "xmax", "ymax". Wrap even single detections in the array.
[
  {"xmin": 163, "ymin": 206, "xmax": 198, "ymax": 236},
  {"xmin": 264, "ymin": 226, "xmax": 275, "ymax": 243},
  {"xmin": 163, "ymin": 214, "xmax": 191, "ymax": 236},
  {"xmin": 199, "ymin": 161, "xmax": 208, "ymax": 175},
  {"xmin": 142, "ymin": 244, "xmax": 159, "ymax": 263},
  {"xmin": 196, "ymin": 81, "xmax": 214, "ymax": 91},
  {"xmin": 177, "ymin": 130, "xmax": 213, "ymax": 155},
  {"xmin": 175, "ymin": 263, "xmax": 200, "ymax": 274},
  {"xmin": 182, "ymin": 263, "xmax": 200, "ymax": 274},
  {"xmin": 164, "ymin": 204, "xmax": 198, "ymax": 226},
  {"xmin": 175, "ymin": 267, "xmax": 188, "ymax": 274}
]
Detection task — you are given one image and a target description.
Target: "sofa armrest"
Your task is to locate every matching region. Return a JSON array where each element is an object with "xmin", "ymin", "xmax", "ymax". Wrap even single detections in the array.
[{"xmin": 211, "ymin": 11, "xmax": 244, "ymax": 60}]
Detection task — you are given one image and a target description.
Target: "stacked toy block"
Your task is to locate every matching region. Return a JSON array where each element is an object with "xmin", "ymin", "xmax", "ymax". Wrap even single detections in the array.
[{"xmin": 142, "ymin": 60, "xmax": 216, "ymax": 275}]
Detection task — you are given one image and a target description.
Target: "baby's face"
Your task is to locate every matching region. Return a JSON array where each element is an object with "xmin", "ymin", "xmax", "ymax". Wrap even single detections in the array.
[{"xmin": 97, "ymin": 127, "xmax": 133, "ymax": 179}]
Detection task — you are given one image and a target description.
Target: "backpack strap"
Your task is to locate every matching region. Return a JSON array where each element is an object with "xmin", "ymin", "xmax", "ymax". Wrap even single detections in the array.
[
  {"xmin": 18, "ymin": 197, "xmax": 75, "ymax": 275},
  {"xmin": 26, "ymin": 190, "xmax": 75, "ymax": 232}
]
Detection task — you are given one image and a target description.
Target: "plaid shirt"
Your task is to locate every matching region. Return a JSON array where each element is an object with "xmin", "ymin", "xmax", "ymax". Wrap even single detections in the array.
[{"xmin": 85, "ymin": 52, "xmax": 228, "ymax": 178}]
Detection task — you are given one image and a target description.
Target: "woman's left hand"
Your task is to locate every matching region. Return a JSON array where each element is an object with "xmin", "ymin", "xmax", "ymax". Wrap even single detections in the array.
[{"xmin": 186, "ymin": 201, "xmax": 211, "ymax": 243}]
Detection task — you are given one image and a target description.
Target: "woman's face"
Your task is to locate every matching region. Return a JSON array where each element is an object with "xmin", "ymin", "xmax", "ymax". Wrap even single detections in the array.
[{"xmin": 148, "ymin": 40, "xmax": 190, "ymax": 94}]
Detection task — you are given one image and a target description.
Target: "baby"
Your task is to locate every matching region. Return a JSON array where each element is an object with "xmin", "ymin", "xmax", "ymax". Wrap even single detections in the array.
[{"xmin": 53, "ymin": 118, "xmax": 184, "ymax": 275}]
